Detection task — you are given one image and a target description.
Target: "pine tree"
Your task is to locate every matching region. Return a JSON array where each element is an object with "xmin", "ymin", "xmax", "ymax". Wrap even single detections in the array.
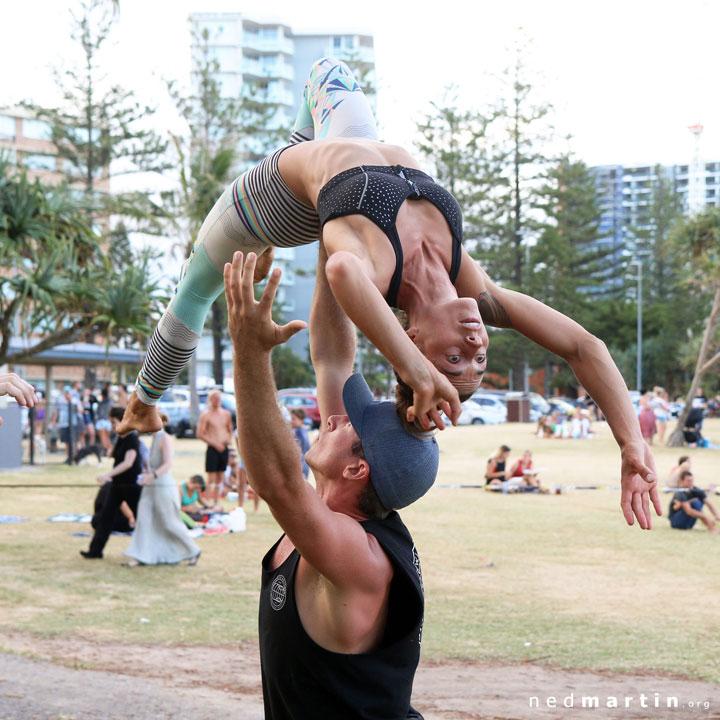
[
  {"xmin": 25, "ymin": 0, "xmax": 169, "ymax": 231},
  {"xmin": 532, "ymin": 155, "xmax": 619, "ymax": 313}
]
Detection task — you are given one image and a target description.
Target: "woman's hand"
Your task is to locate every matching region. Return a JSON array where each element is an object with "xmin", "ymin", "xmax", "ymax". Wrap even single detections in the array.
[
  {"xmin": 404, "ymin": 357, "xmax": 462, "ymax": 430},
  {"xmin": 619, "ymin": 440, "xmax": 662, "ymax": 529},
  {"xmin": 139, "ymin": 472, "xmax": 155, "ymax": 486},
  {"xmin": 97, "ymin": 473, "xmax": 112, "ymax": 484}
]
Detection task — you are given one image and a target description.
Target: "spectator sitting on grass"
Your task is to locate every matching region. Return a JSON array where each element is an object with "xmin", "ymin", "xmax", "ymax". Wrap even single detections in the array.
[
  {"xmin": 179, "ymin": 474, "xmax": 222, "ymax": 516},
  {"xmin": 485, "ymin": 445, "xmax": 510, "ymax": 486},
  {"xmin": 536, "ymin": 413, "xmax": 553, "ymax": 438},
  {"xmin": 668, "ymin": 471, "xmax": 719, "ymax": 534},
  {"xmin": 667, "ymin": 455, "xmax": 691, "ymax": 488},
  {"xmin": 507, "ymin": 450, "xmax": 540, "ymax": 488}
]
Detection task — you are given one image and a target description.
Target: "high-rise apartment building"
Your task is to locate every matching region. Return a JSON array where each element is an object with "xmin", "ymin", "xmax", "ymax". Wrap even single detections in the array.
[
  {"xmin": 591, "ymin": 157, "xmax": 720, "ymax": 278},
  {"xmin": 188, "ymin": 13, "xmax": 375, "ymax": 365}
]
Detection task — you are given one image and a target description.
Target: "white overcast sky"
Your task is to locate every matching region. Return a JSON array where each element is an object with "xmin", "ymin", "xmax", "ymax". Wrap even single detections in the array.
[{"xmin": 3, "ymin": 0, "xmax": 720, "ymax": 168}]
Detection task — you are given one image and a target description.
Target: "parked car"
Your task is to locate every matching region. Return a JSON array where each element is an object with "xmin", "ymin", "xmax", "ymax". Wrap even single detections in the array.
[
  {"xmin": 157, "ymin": 388, "xmax": 191, "ymax": 436},
  {"xmin": 465, "ymin": 393, "xmax": 507, "ymax": 424},
  {"xmin": 277, "ymin": 388, "xmax": 321, "ymax": 429}
]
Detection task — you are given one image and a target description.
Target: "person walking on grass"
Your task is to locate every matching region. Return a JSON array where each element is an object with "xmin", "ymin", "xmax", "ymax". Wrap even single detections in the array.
[
  {"xmin": 226, "ymin": 250, "xmax": 436, "ymax": 719},
  {"xmin": 81, "ymin": 407, "xmax": 143, "ymax": 559},
  {"xmin": 124, "ymin": 414, "xmax": 201, "ymax": 567},
  {"xmin": 196, "ymin": 389, "xmax": 233, "ymax": 506}
]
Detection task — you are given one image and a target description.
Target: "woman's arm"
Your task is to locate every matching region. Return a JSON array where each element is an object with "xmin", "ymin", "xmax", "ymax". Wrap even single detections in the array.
[
  {"xmin": 324, "ymin": 249, "xmax": 461, "ymax": 429},
  {"xmin": 455, "ymin": 251, "xmax": 662, "ymax": 528}
]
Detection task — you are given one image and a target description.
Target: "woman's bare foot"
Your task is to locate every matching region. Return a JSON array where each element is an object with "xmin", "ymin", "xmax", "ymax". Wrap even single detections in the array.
[{"xmin": 116, "ymin": 391, "xmax": 163, "ymax": 435}]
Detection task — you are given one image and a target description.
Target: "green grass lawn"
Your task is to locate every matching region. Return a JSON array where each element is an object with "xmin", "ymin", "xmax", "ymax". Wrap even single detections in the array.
[{"xmin": 1, "ymin": 419, "xmax": 719, "ymax": 681}]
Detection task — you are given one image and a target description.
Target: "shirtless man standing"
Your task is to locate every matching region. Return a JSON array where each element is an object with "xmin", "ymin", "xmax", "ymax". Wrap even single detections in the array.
[{"xmin": 196, "ymin": 390, "xmax": 233, "ymax": 505}]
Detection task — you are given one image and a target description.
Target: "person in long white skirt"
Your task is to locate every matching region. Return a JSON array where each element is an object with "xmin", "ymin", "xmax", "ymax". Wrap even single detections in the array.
[{"xmin": 124, "ymin": 415, "xmax": 201, "ymax": 567}]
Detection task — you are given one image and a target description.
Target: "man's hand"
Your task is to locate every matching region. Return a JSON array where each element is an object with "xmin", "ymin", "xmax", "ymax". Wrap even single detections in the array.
[
  {"xmin": 404, "ymin": 357, "xmax": 463, "ymax": 431},
  {"xmin": 619, "ymin": 440, "xmax": 662, "ymax": 529},
  {"xmin": 97, "ymin": 473, "xmax": 112, "ymax": 484},
  {"xmin": 0, "ymin": 373, "xmax": 37, "ymax": 427},
  {"xmin": 224, "ymin": 252, "xmax": 307, "ymax": 353}
]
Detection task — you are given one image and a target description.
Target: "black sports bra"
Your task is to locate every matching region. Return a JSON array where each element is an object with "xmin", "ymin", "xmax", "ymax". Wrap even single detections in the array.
[{"xmin": 316, "ymin": 165, "xmax": 463, "ymax": 308}]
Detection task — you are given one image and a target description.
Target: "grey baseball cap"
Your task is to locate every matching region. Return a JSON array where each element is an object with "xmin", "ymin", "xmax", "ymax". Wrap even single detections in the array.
[{"xmin": 342, "ymin": 373, "xmax": 439, "ymax": 510}]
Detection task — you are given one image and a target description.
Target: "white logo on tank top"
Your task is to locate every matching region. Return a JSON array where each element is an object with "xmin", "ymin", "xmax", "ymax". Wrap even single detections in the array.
[
  {"xmin": 270, "ymin": 574, "xmax": 287, "ymax": 611},
  {"xmin": 412, "ymin": 544, "xmax": 423, "ymax": 593}
]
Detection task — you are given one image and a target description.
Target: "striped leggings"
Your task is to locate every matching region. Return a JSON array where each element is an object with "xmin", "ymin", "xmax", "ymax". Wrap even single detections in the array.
[{"xmin": 135, "ymin": 58, "xmax": 378, "ymax": 405}]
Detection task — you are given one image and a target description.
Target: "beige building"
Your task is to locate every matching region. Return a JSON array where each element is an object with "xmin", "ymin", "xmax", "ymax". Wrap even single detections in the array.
[
  {"xmin": 0, "ymin": 106, "xmax": 109, "ymax": 192},
  {"xmin": 0, "ymin": 107, "xmax": 115, "ymax": 391}
]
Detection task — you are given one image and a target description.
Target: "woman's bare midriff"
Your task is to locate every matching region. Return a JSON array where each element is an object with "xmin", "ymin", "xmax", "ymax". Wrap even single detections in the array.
[{"xmin": 277, "ymin": 138, "xmax": 421, "ymax": 206}]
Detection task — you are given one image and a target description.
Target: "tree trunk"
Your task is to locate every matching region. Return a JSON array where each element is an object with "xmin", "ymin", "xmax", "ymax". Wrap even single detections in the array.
[
  {"xmin": 667, "ymin": 282, "xmax": 720, "ymax": 446},
  {"xmin": 211, "ymin": 302, "xmax": 225, "ymax": 387}
]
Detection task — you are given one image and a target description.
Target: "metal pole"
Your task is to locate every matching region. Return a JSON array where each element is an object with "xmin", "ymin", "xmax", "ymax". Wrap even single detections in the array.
[
  {"xmin": 67, "ymin": 397, "xmax": 74, "ymax": 464},
  {"xmin": 29, "ymin": 406, "xmax": 35, "ymax": 466},
  {"xmin": 637, "ymin": 259, "xmax": 643, "ymax": 392}
]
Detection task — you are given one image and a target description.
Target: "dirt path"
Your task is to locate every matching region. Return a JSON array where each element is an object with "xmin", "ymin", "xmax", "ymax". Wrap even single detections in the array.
[{"xmin": 1, "ymin": 633, "xmax": 718, "ymax": 719}]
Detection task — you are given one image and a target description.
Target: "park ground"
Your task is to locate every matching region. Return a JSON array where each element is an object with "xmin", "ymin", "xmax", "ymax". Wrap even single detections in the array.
[{"xmin": 1, "ymin": 419, "xmax": 719, "ymax": 719}]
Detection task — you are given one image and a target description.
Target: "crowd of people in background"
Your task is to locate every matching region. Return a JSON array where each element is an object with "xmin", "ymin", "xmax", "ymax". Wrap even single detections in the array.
[{"xmin": 536, "ymin": 407, "xmax": 593, "ymax": 440}]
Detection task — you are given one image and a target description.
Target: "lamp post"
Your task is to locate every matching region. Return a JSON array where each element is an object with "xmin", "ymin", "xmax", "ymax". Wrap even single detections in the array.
[{"xmin": 630, "ymin": 256, "xmax": 646, "ymax": 392}]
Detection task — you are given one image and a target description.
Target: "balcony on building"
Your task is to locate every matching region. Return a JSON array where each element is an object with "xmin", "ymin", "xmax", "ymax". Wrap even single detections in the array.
[
  {"xmin": 242, "ymin": 22, "xmax": 294, "ymax": 56},
  {"xmin": 241, "ymin": 55, "xmax": 295, "ymax": 81}
]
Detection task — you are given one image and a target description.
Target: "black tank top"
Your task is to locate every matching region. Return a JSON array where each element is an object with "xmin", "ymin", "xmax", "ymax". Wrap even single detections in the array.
[
  {"xmin": 259, "ymin": 511, "xmax": 425, "ymax": 720},
  {"xmin": 317, "ymin": 165, "xmax": 463, "ymax": 308}
]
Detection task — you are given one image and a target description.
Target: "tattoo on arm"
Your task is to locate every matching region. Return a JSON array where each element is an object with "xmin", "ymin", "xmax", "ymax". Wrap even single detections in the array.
[{"xmin": 477, "ymin": 292, "xmax": 513, "ymax": 328}]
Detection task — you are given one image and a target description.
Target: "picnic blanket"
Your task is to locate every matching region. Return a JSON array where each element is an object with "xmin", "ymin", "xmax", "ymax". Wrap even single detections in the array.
[
  {"xmin": 0, "ymin": 516, "xmax": 28, "ymax": 523},
  {"xmin": 47, "ymin": 513, "xmax": 92, "ymax": 523}
]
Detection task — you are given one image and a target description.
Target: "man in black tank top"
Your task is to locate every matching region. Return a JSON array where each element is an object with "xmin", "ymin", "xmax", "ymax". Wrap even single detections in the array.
[{"xmin": 225, "ymin": 248, "xmax": 439, "ymax": 720}]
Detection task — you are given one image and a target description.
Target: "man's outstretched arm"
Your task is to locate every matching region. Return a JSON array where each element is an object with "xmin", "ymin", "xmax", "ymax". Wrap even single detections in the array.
[{"xmin": 224, "ymin": 252, "xmax": 393, "ymax": 592}]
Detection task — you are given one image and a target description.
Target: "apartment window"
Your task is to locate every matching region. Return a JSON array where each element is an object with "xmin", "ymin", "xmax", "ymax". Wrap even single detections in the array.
[
  {"xmin": 706, "ymin": 175, "xmax": 716, "ymax": 185},
  {"xmin": 23, "ymin": 153, "xmax": 56, "ymax": 171},
  {"xmin": 679, "ymin": 165, "xmax": 688, "ymax": 173},
  {"xmin": 22, "ymin": 118, "xmax": 51, "ymax": 141},
  {"xmin": 705, "ymin": 163, "xmax": 717, "ymax": 172},
  {"xmin": 260, "ymin": 26, "xmax": 278, "ymax": 40},
  {"xmin": 0, "ymin": 115, "xmax": 15, "ymax": 140},
  {"xmin": 707, "ymin": 189, "xmax": 715, "ymax": 198}
]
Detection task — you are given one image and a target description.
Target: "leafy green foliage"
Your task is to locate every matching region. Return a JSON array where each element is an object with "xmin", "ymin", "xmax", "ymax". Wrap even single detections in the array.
[
  {"xmin": 0, "ymin": 158, "xmax": 166, "ymax": 366},
  {"xmin": 24, "ymin": 0, "xmax": 169, "ymax": 234}
]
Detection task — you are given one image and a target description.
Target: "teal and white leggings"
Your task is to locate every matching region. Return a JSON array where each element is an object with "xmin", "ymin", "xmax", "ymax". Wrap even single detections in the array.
[{"xmin": 135, "ymin": 58, "xmax": 378, "ymax": 404}]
